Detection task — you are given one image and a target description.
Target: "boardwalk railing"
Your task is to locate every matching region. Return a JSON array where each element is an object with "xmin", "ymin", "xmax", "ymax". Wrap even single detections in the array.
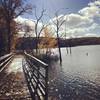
[
  {"xmin": 0, "ymin": 53, "xmax": 14, "ymax": 72},
  {"xmin": 23, "ymin": 52, "xmax": 49, "ymax": 100}
]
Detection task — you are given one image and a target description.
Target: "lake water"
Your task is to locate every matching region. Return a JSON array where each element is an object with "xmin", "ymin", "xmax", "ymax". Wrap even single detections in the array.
[{"xmin": 48, "ymin": 45, "xmax": 100, "ymax": 100}]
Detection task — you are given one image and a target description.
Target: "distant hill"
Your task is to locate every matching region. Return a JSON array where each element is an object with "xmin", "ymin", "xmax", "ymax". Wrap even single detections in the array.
[{"xmin": 15, "ymin": 37, "xmax": 100, "ymax": 50}]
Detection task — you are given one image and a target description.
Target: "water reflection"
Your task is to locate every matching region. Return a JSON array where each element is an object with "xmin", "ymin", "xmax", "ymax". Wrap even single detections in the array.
[
  {"xmin": 61, "ymin": 45, "xmax": 100, "ymax": 84},
  {"xmin": 48, "ymin": 45, "xmax": 100, "ymax": 100}
]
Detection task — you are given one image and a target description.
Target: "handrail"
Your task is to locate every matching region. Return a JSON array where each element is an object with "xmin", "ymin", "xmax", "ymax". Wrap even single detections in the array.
[
  {"xmin": 24, "ymin": 52, "xmax": 48, "ymax": 67},
  {"xmin": 23, "ymin": 52, "xmax": 49, "ymax": 100},
  {"xmin": 0, "ymin": 53, "xmax": 14, "ymax": 72},
  {"xmin": 0, "ymin": 53, "xmax": 13, "ymax": 61}
]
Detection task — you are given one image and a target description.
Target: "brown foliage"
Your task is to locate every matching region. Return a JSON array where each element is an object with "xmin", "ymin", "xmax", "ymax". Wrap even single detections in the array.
[
  {"xmin": 0, "ymin": 0, "xmax": 32, "ymax": 52},
  {"xmin": 38, "ymin": 27, "xmax": 57, "ymax": 49}
]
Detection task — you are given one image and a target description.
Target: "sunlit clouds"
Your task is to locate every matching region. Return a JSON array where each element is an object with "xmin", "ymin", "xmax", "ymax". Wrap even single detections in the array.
[{"xmin": 15, "ymin": 0, "xmax": 100, "ymax": 38}]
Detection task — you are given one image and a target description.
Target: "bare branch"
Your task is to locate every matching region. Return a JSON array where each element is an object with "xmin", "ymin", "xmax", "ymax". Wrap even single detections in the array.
[
  {"xmin": 59, "ymin": 19, "xmax": 65, "ymax": 28},
  {"xmin": 33, "ymin": 7, "xmax": 47, "ymax": 37},
  {"xmin": 38, "ymin": 23, "xmax": 50, "ymax": 38}
]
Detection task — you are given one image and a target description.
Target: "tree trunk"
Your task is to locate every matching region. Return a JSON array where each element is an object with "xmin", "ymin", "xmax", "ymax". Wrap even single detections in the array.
[
  {"xmin": 69, "ymin": 39, "xmax": 72, "ymax": 54},
  {"xmin": 69, "ymin": 46, "xmax": 72, "ymax": 54},
  {"xmin": 57, "ymin": 33, "xmax": 62, "ymax": 64},
  {"xmin": 7, "ymin": 21, "xmax": 11, "ymax": 53},
  {"xmin": 35, "ymin": 37, "xmax": 38, "ymax": 55},
  {"xmin": 66, "ymin": 47, "xmax": 69, "ymax": 54}
]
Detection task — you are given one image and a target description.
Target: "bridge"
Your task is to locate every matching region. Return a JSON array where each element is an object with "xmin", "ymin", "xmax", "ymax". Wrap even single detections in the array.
[
  {"xmin": 0, "ymin": 52, "xmax": 49, "ymax": 100},
  {"xmin": 1, "ymin": 52, "xmax": 100, "ymax": 100}
]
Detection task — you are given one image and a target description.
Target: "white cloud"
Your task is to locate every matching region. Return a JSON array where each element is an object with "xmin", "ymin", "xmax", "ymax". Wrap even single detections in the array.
[
  {"xmin": 79, "ymin": 6, "xmax": 100, "ymax": 18},
  {"xmin": 88, "ymin": 1, "xmax": 100, "ymax": 6},
  {"xmin": 79, "ymin": 1, "xmax": 100, "ymax": 18},
  {"xmin": 15, "ymin": 16, "xmax": 35, "ymax": 28},
  {"xmin": 50, "ymin": 0, "xmax": 100, "ymax": 37},
  {"xmin": 84, "ymin": 33, "xmax": 99, "ymax": 37},
  {"xmin": 50, "ymin": 14, "xmax": 64, "ymax": 22},
  {"xmin": 64, "ymin": 13, "xmax": 93, "ymax": 28},
  {"xmin": 15, "ymin": 1, "xmax": 100, "ymax": 38},
  {"xmin": 61, "ymin": 23, "xmax": 98, "ymax": 36},
  {"xmin": 15, "ymin": 16, "xmax": 44, "ymax": 29},
  {"xmin": 50, "ymin": 13, "xmax": 93, "ymax": 28},
  {"xmin": 15, "ymin": 16, "xmax": 27, "ymax": 23},
  {"xmin": 15, "ymin": 16, "xmax": 45, "ymax": 37},
  {"xmin": 50, "ymin": 13, "xmax": 93, "ymax": 35}
]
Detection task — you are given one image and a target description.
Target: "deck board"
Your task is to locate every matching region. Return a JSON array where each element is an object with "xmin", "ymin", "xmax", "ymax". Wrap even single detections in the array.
[{"xmin": 0, "ymin": 55, "xmax": 31, "ymax": 100}]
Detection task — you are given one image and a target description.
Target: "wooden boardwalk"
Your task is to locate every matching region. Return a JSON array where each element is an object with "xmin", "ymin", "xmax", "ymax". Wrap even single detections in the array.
[
  {"xmin": 0, "ymin": 55, "xmax": 31, "ymax": 100},
  {"xmin": 1, "ymin": 53, "xmax": 100, "ymax": 100}
]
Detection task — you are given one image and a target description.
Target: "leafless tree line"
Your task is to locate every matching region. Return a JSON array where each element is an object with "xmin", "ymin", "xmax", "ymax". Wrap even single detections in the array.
[{"xmin": 0, "ymin": 0, "xmax": 71, "ymax": 63}]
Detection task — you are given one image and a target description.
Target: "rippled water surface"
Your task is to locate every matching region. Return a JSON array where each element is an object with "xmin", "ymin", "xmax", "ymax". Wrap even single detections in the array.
[
  {"xmin": 61, "ymin": 45, "xmax": 100, "ymax": 83},
  {"xmin": 48, "ymin": 45, "xmax": 100, "ymax": 100}
]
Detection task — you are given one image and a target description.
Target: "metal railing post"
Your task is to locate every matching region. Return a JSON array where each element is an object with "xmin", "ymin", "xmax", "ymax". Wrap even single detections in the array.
[{"xmin": 23, "ymin": 52, "xmax": 49, "ymax": 100}]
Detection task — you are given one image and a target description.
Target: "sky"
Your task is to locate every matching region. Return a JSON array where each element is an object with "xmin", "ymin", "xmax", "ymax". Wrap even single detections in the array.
[
  {"xmin": 17, "ymin": 0, "xmax": 100, "ymax": 38},
  {"xmin": 25, "ymin": 0, "xmax": 91, "ymax": 19}
]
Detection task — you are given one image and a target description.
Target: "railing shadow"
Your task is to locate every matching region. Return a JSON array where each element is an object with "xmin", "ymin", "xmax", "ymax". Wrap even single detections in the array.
[{"xmin": 22, "ymin": 52, "xmax": 48, "ymax": 100}]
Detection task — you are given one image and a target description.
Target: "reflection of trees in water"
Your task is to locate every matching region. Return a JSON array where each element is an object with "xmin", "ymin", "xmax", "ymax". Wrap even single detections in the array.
[
  {"xmin": 48, "ymin": 61, "xmax": 62, "ymax": 100},
  {"xmin": 48, "ymin": 61, "xmax": 100, "ymax": 100}
]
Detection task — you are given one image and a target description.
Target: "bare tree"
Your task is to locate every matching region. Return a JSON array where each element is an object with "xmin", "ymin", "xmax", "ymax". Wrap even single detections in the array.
[
  {"xmin": 64, "ymin": 20, "xmax": 69, "ymax": 54},
  {"xmin": 0, "ymin": 0, "xmax": 32, "ymax": 53},
  {"xmin": 50, "ymin": 12, "xmax": 66, "ymax": 63},
  {"xmin": 38, "ymin": 26, "xmax": 57, "ymax": 54},
  {"xmin": 33, "ymin": 6, "xmax": 49, "ymax": 54}
]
